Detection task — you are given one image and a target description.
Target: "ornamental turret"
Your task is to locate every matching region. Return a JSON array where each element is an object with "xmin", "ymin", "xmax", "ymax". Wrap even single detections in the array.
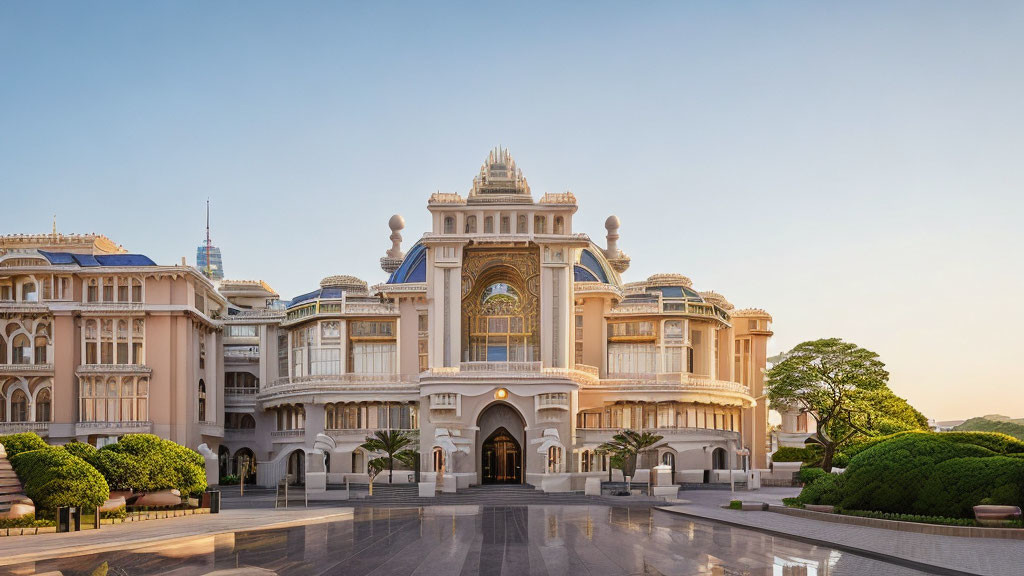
[
  {"xmin": 603, "ymin": 215, "xmax": 631, "ymax": 273},
  {"xmin": 380, "ymin": 214, "xmax": 405, "ymax": 273}
]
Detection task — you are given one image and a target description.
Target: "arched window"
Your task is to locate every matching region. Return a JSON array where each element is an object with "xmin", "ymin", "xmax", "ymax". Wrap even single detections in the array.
[
  {"xmin": 120, "ymin": 379, "xmax": 135, "ymax": 421},
  {"xmin": 35, "ymin": 388, "xmax": 51, "ymax": 422},
  {"xmin": 116, "ymin": 320, "xmax": 129, "ymax": 364},
  {"xmin": 0, "ymin": 338, "xmax": 7, "ymax": 365},
  {"xmin": 0, "ymin": 392, "xmax": 5, "ymax": 421},
  {"xmin": 517, "ymin": 215, "xmax": 527, "ymax": 233},
  {"xmin": 198, "ymin": 380, "xmax": 207, "ymax": 422},
  {"xmin": 432, "ymin": 447, "xmax": 445, "ymax": 473},
  {"xmin": 553, "ymin": 216, "xmax": 564, "ymax": 234},
  {"xmin": 352, "ymin": 450, "xmax": 364, "ymax": 474},
  {"xmin": 34, "ymin": 330, "xmax": 48, "ymax": 364},
  {"xmin": 711, "ymin": 447, "xmax": 727, "ymax": 470},
  {"xmin": 11, "ymin": 335, "xmax": 30, "ymax": 365},
  {"xmin": 22, "ymin": 283, "xmax": 37, "ymax": 302},
  {"xmin": 240, "ymin": 414, "xmax": 255, "ymax": 429},
  {"xmin": 547, "ymin": 446, "xmax": 562, "ymax": 473},
  {"xmin": 500, "ymin": 215, "xmax": 510, "ymax": 234},
  {"xmin": 10, "ymin": 389, "xmax": 27, "ymax": 422},
  {"xmin": 534, "ymin": 215, "xmax": 546, "ymax": 234},
  {"xmin": 443, "ymin": 216, "xmax": 455, "ymax": 234},
  {"xmin": 581, "ymin": 450, "xmax": 592, "ymax": 473},
  {"xmin": 131, "ymin": 278, "xmax": 143, "ymax": 302},
  {"xmin": 465, "ymin": 215, "xmax": 477, "ymax": 233},
  {"xmin": 325, "ymin": 404, "xmax": 336, "ymax": 429},
  {"xmin": 484, "ymin": 216, "xmax": 494, "ymax": 233}
]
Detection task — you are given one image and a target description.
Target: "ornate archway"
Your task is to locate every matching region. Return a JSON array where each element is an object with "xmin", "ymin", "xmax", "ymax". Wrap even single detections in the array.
[
  {"xmin": 461, "ymin": 249, "xmax": 540, "ymax": 363},
  {"xmin": 481, "ymin": 427, "xmax": 522, "ymax": 484}
]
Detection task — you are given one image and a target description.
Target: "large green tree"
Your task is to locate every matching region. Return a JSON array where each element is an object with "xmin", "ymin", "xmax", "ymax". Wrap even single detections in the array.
[{"xmin": 766, "ymin": 338, "xmax": 925, "ymax": 471}]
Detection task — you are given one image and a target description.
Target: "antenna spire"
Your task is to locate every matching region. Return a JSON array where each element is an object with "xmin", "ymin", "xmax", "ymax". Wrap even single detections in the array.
[
  {"xmin": 205, "ymin": 199, "xmax": 212, "ymax": 278},
  {"xmin": 52, "ymin": 215, "xmax": 57, "ymax": 238}
]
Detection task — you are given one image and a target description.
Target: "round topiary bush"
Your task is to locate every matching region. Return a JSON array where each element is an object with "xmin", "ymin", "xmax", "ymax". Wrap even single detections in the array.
[
  {"xmin": 796, "ymin": 473, "xmax": 844, "ymax": 507},
  {"xmin": 0, "ymin": 432, "xmax": 48, "ymax": 458},
  {"xmin": 914, "ymin": 456, "xmax": 1024, "ymax": 518},
  {"xmin": 798, "ymin": 467, "xmax": 827, "ymax": 485},
  {"xmin": 99, "ymin": 434, "xmax": 207, "ymax": 496},
  {"xmin": 793, "ymin": 431, "xmax": 1024, "ymax": 518},
  {"xmin": 10, "ymin": 446, "xmax": 109, "ymax": 513},
  {"xmin": 62, "ymin": 440, "xmax": 98, "ymax": 462}
]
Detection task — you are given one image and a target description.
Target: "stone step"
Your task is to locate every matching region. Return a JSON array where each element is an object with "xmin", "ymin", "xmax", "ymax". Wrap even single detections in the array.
[
  {"xmin": 0, "ymin": 493, "xmax": 31, "ymax": 504},
  {"xmin": 0, "ymin": 485, "xmax": 24, "ymax": 495}
]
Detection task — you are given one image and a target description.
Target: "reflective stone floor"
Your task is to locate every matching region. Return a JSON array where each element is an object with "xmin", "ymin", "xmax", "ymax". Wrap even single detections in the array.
[{"xmin": 1, "ymin": 505, "xmax": 941, "ymax": 575}]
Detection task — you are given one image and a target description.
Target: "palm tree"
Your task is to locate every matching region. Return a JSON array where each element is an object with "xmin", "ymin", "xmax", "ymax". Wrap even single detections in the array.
[
  {"xmin": 360, "ymin": 429, "xmax": 418, "ymax": 484},
  {"xmin": 596, "ymin": 429, "xmax": 664, "ymax": 478}
]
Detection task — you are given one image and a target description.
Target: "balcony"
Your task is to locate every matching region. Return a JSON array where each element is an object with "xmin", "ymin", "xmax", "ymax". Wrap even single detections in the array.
[
  {"xmin": 199, "ymin": 421, "xmax": 224, "ymax": 437},
  {"xmin": 0, "ymin": 422, "xmax": 50, "ymax": 436},
  {"xmin": 224, "ymin": 348, "xmax": 260, "ymax": 363},
  {"xmin": 576, "ymin": 427, "xmax": 740, "ymax": 445},
  {"xmin": 0, "ymin": 363, "xmax": 53, "ymax": 376},
  {"xmin": 75, "ymin": 420, "xmax": 153, "ymax": 435},
  {"xmin": 460, "ymin": 361, "xmax": 542, "ymax": 373},
  {"xmin": 226, "ymin": 387, "xmax": 258, "ymax": 406},
  {"xmin": 271, "ymin": 429, "xmax": 305, "ymax": 443},
  {"xmin": 76, "ymin": 364, "xmax": 152, "ymax": 376}
]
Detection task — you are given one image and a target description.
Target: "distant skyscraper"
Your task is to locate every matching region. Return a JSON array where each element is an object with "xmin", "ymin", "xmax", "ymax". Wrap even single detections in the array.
[{"xmin": 197, "ymin": 200, "xmax": 224, "ymax": 280}]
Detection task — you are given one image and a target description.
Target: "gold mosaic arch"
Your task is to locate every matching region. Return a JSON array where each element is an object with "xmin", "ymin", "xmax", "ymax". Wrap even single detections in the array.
[{"xmin": 461, "ymin": 249, "xmax": 540, "ymax": 361}]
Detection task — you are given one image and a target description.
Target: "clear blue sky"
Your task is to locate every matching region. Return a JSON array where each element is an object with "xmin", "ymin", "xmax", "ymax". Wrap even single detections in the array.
[{"xmin": 2, "ymin": 2, "xmax": 1022, "ymax": 420}]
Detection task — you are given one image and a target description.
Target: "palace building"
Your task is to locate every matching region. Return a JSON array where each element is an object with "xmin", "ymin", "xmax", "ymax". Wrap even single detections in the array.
[{"xmin": 0, "ymin": 148, "xmax": 774, "ymax": 490}]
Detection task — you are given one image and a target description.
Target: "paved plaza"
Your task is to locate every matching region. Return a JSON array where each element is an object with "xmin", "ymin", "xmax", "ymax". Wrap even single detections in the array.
[
  {"xmin": 0, "ymin": 488, "xmax": 1017, "ymax": 575},
  {"xmin": 0, "ymin": 504, "xmax": 941, "ymax": 576}
]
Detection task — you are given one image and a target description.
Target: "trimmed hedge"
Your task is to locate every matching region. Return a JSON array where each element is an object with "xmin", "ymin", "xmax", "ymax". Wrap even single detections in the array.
[
  {"xmin": 0, "ymin": 432, "xmax": 48, "ymax": 458},
  {"xmin": 100, "ymin": 434, "xmax": 207, "ymax": 496},
  {"xmin": 772, "ymin": 446, "xmax": 820, "ymax": 464},
  {"xmin": 797, "ymin": 467, "xmax": 827, "ymax": 485},
  {"xmin": 795, "ymin": 431, "xmax": 1024, "ymax": 518},
  {"xmin": 915, "ymin": 456, "xmax": 1024, "ymax": 518},
  {"xmin": 795, "ymin": 472, "xmax": 844, "ymax": 506},
  {"xmin": 9, "ymin": 446, "xmax": 109, "ymax": 512}
]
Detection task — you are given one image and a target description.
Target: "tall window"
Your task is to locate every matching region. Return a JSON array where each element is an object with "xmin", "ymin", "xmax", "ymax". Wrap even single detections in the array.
[
  {"xmin": 79, "ymin": 377, "xmax": 149, "ymax": 422},
  {"xmin": 534, "ymin": 215, "xmax": 546, "ymax": 234},
  {"xmin": 22, "ymin": 283, "xmax": 37, "ymax": 302},
  {"xmin": 349, "ymin": 321, "xmax": 396, "ymax": 374},
  {"xmin": 132, "ymin": 319, "xmax": 144, "ymax": 363},
  {"xmin": 34, "ymin": 335, "xmax": 47, "ymax": 364},
  {"xmin": 10, "ymin": 389, "xmax": 27, "ymax": 422},
  {"xmin": 417, "ymin": 313, "xmax": 428, "ymax": 372},
  {"xmin": 465, "ymin": 215, "xmax": 477, "ymax": 233},
  {"xmin": 517, "ymin": 215, "xmax": 527, "ymax": 233},
  {"xmin": 101, "ymin": 320, "xmax": 114, "ymax": 363},
  {"xmin": 574, "ymin": 314, "xmax": 584, "ymax": 365},
  {"xmin": 467, "ymin": 282, "xmax": 531, "ymax": 362},
  {"xmin": 484, "ymin": 216, "xmax": 494, "ymax": 233},
  {"xmin": 500, "ymin": 215, "xmax": 510, "ymax": 234},
  {"xmin": 278, "ymin": 333, "xmax": 288, "ymax": 378},
  {"xmin": 553, "ymin": 216, "xmax": 564, "ymax": 234},
  {"xmin": 131, "ymin": 278, "xmax": 143, "ymax": 302},
  {"xmin": 443, "ymin": 216, "xmax": 455, "ymax": 234},
  {"xmin": 85, "ymin": 320, "xmax": 98, "ymax": 364},
  {"xmin": 198, "ymin": 380, "xmax": 207, "ymax": 422},
  {"xmin": 116, "ymin": 320, "xmax": 129, "ymax": 364},
  {"xmin": 87, "ymin": 279, "xmax": 99, "ymax": 303},
  {"xmin": 34, "ymin": 388, "xmax": 51, "ymax": 422},
  {"xmin": 102, "ymin": 278, "xmax": 114, "ymax": 301},
  {"xmin": 12, "ymin": 335, "xmax": 30, "ymax": 365},
  {"xmin": 117, "ymin": 278, "xmax": 129, "ymax": 302}
]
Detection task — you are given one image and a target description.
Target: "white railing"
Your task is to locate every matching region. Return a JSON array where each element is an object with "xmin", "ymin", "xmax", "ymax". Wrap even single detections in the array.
[
  {"xmin": 0, "ymin": 422, "xmax": 50, "ymax": 434},
  {"xmin": 430, "ymin": 393, "xmax": 458, "ymax": 409},
  {"xmin": 225, "ymin": 387, "xmax": 258, "ymax": 396},
  {"xmin": 0, "ymin": 363, "xmax": 53, "ymax": 373},
  {"xmin": 591, "ymin": 374, "xmax": 751, "ymax": 395},
  {"xmin": 269, "ymin": 373, "xmax": 406, "ymax": 388},
  {"xmin": 458, "ymin": 361, "xmax": 542, "ymax": 373},
  {"xmin": 76, "ymin": 364, "xmax": 152, "ymax": 375}
]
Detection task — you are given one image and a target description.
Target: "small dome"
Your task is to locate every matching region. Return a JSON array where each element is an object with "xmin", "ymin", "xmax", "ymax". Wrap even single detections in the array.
[
  {"xmin": 320, "ymin": 275, "xmax": 368, "ymax": 293},
  {"xmin": 605, "ymin": 215, "xmax": 621, "ymax": 230},
  {"xmin": 646, "ymin": 273, "xmax": 693, "ymax": 288},
  {"xmin": 388, "ymin": 214, "xmax": 405, "ymax": 231},
  {"xmin": 699, "ymin": 291, "xmax": 734, "ymax": 310}
]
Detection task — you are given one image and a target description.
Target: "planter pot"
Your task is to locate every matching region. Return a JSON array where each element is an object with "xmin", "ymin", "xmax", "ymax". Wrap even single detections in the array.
[{"xmin": 973, "ymin": 505, "xmax": 1022, "ymax": 527}]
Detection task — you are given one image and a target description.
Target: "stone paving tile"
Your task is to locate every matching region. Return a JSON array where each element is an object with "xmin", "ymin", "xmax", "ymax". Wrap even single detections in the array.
[
  {"xmin": 0, "ymin": 507, "xmax": 355, "ymax": 567},
  {"xmin": 659, "ymin": 497, "xmax": 1024, "ymax": 576}
]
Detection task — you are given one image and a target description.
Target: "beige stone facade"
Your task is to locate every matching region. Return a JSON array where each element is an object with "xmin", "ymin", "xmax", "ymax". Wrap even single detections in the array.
[{"xmin": 1, "ymin": 149, "xmax": 773, "ymax": 490}]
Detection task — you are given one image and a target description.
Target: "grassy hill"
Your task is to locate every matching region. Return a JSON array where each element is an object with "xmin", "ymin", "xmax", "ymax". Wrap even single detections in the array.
[{"xmin": 954, "ymin": 415, "xmax": 1024, "ymax": 440}]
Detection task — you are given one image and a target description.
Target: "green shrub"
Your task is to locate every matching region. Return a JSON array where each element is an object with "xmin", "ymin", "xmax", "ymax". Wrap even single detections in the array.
[
  {"xmin": 914, "ymin": 456, "xmax": 1024, "ymax": 518},
  {"xmin": 831, "ymin": 452, "xmax": 851, "ymax": 468},
  {"xmin": 796, "ymin": 473, "xmax": 844, "ymax": 506},
  {"xmin": 0, "ymin": 432, "xmax": 48, "ymax": 458},
  {"xmin": 219, "ymin": 474, "xmax": 240, "ymax": 485},
  {"xmin": 99, "ymin": 434, "xmax": 207, "ymax": 496},
  {"xmin": 62, "ymin": 440, "xmax": 98, "ymax": 462},
  {"xmin": 10, "ymin": 446, "xmax": 108, "ymax": 513},
  {"xmin": 100, "ymin": 507, "xmax": 128, "ymax": 520},
  {"xmin": 728, "ymin": 500, "xmax": 742, "ymax": 510},
  {"xmin": 772, "ymin": 446, "xmax": 820, "ymax": 464},
  {"xmin": 0, "ymin": 513, "xmax": 56, "ymax": 529},
  {"xmin": 838, "ymin": 432, "xmax": 995, "ymax": 515},
  {"xmin": 839, "ymin": 509, "xmax": 979, "ymax": 527},
  {"xmin": 798, "ymin": 467, "xmax": 827, "ymax": 485}
]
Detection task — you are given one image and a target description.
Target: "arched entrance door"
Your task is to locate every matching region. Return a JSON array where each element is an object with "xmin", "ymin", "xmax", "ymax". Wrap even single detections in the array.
[
  {"xmin": 286, "ymin": 450, "xmax": 305, "ymax": 485},
  {"xmin": 481, "ymin": 427, "xmax": 522, "ymax": 484}
]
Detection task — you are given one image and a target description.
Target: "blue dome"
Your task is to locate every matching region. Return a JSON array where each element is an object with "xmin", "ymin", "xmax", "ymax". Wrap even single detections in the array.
[{"xmin": 387, "ymin": 241, "xmax": 427, "ymax": 284}]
